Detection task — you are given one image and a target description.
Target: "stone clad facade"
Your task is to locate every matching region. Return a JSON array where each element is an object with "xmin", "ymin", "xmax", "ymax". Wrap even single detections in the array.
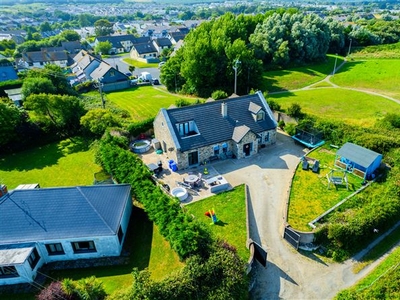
[{"xmin": 153, "ymin": 92, "xmax": 277, "ymax": 170}]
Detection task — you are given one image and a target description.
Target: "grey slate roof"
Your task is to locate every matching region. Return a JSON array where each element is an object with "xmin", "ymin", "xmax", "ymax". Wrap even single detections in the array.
[
  {"xmin": 163, "ymin": 92, "xmax": 276, "ymax": 151},
  {"xmin": 248, "ymin": 102, "xmax": 262, "ymax": 114},
  {"xmin": 0, "ymin": 184, "xmax": 131, "ymax": 245},
  {"xmin": 337, "ymin": 142, "xmax": 381, "ymax": 168},
  {"xmin": 96, "ymin": 35, "xmax": 150, "ymax": 49},
  {"xmin": 133, "ymin": 42, "xmax": 157, "ymax": 54},
  {"xmin": 232, "ymin": 125, "xmax": 251, "ymax": 143},
  {"xmin": 154, "ymin": 37, "xmax": 172, "ymax": 47}
]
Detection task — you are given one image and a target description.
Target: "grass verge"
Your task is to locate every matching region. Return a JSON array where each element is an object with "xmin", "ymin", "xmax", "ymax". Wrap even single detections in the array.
[
  {"xmin": 184, "ymin": 184, "xmax": 248, "ymax": 261},
  {"xmin": 123, "ymin": 58, "xmax": 158, "ymax": 68}
]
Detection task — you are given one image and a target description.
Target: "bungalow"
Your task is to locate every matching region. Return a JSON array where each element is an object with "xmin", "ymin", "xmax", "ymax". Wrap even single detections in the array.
[
  {"xmin": 168, "ymin": 31, "xmax": 186, "ymax": 44},
  {"xmin": 152, "ymin": 38, "xmax": 173, "ymax": 55},
  {"xmin": 95, "ymin": 35, "xmax": 150, "ymax": 54},
  {"xmin": 153, "ymin": 91, "xmax": 277, "ymax": 170},
  {"xmin": 130, "ymin": 42, "xmax": 158, "ymax": 63},
  {"xmin": 18, "ymin": 50, "xmax": 68, "ymax": 69},
  {"xmin": 89, "ymin": 61, "xmax": 130, "ymax": 92},
  {"xmin": 0, "ymin": 183, "xmax": 132, "ymax": 286}
]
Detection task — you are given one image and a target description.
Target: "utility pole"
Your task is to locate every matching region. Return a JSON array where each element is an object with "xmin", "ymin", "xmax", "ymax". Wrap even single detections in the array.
[
  {"xmin": 348, "ymin": 38, "xmax": 352, "ymax": 57},
  {"xmin": 233, "ymin": 59, "xmax": 241, "ymax": 95},
  {"xmin": 97, "ymin": 78, "xmax": 105, "ymax": 109},
  {"xmin": 333, "ymin": 54, "xmax": 338, "ymax": 76}
]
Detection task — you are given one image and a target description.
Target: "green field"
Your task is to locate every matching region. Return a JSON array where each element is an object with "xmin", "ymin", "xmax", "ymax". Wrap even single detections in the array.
[
  {"xmin": 185, "ymin": 184, "xmax": 249, "ymax": 260},
  {"xmin": 262, "ymin": 55, "xmax": 343, "ymax": 92},
  {"xmin": 350, "ymin": 42, "xmax": 400, "ymax": 59},
  {"xmin": 269, "ymin": 88, "xmax": 399, "ymax": 127},
  {"xmin": 105, "ymin": 86, "xmax": 198, "ymax": 120},
  {"xmin": 331, "ymin": 59, "xmax": 400, "ymax": 100}
]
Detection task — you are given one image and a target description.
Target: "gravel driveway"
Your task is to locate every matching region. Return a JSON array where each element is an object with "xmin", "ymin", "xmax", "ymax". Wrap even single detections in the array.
[{"xmin": 213, "ymin": 132, "xmax": 380, "ymax": 300}]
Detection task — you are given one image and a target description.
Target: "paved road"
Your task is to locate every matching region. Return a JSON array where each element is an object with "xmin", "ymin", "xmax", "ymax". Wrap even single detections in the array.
[{"xmin": 213, "ymin": 132, "xmax": 391, "ymax": 300}]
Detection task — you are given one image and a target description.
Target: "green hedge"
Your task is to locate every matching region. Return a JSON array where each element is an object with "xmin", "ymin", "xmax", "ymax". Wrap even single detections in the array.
[{"xmin": 96, "ymin": 134, "xmax": 212, "ymax": 260}]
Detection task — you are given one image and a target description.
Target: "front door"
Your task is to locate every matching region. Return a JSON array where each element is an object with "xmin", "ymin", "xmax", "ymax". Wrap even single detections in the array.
[
  {"xmin": 188, "ymin": 151, "xmax": 199, "ymax": 166},
  {"xmin": 243, "ymin": 143, "xmax": 252, "ymax": 156}
]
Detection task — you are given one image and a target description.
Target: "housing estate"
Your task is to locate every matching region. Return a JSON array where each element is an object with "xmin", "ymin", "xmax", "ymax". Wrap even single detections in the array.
[
  {"xmin": 0, "ymin": 183, "xmax": 132, "ymax": 286},
  {"xmin": 153, "ymin": 91, "xmax": 277, "ymax": 169}
]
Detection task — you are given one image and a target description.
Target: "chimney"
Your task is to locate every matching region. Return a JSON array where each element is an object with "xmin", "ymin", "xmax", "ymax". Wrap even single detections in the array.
[
  {"xmin": 0, "ymin": 184, "xmax": 8, "ymax": 198},
  {"xmin": 221, "ymin": 101, "xmax": 228, "ymax": 118}
]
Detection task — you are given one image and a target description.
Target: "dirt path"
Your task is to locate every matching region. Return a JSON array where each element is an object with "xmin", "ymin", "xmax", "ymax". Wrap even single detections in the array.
[{"xmin": 214, "ymin": 133, "xmax": 398, "ymax": 300}]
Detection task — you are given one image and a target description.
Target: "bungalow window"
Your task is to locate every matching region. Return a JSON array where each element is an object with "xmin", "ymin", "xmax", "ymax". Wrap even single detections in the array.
[
  {"xmin": 222, "ymin": 143, "xmax": 228, "ymax": 153},
  {"xmin": 71, "ymin": 241, "xmax": 96, "ymax": 253},
  {"xmin": 28, "ymin": 248, "xmax": 40, "ymax": 270},
  {"xmin": 118, "ymin": 226, "xmax": 124, "ymax": 244},
  {"xmin": 45, "ymin": 243, "xmax": 65, "ymax": 255},
  {"xmin": 0, "ymin": 266, "xmax": 18, "ymax": 278},
  {"xmin": 213, "ymin": 145, "xmax": 219, "ymax": 156}
]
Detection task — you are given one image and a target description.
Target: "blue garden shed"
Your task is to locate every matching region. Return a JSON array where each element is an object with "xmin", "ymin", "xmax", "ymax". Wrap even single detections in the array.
[{"xmin": 334, "ymin": 142, "xmax": 382, "ymax": 180}]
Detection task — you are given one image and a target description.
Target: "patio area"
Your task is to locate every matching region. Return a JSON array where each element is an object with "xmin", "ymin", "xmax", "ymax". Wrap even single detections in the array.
[{"xmin": 138, "ymin": 148, "xmax": 231, "ymax": 204}]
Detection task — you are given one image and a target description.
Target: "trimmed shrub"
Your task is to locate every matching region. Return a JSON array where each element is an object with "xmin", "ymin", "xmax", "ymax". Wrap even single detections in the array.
[{"xmin": 212, "ymin": 90, "xmax": 228, "ymax": 100}]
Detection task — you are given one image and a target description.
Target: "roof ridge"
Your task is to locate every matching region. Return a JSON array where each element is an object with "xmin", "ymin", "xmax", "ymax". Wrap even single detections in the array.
[{"xmin": 76, "ymin": 186, "xmax": 115, "ymax": 234}]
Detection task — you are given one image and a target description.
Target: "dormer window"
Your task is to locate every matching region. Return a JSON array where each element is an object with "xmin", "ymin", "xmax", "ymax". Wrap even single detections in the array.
[
  {"xmin": 176, "ymin": 120, "xmax": 199, "ymax": 137},
  {"xmin": 257, "ymin": 110, "xmax": 265, "ymax": 121}
]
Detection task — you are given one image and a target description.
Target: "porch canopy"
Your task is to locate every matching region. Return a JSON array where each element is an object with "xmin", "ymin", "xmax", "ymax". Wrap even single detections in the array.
[{"xmin": 335, "ymin": 142, "xmax": 382, "ymax": 180}]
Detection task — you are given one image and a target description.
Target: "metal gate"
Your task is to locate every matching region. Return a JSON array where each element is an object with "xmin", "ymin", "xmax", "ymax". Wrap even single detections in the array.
[{"xmin": 284, "ymin": 226, "xmax": 300, "ymax": 250}]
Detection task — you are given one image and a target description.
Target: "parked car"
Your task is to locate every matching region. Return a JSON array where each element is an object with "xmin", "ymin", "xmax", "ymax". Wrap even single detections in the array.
[
  {"xmin": 152, "ymin": 78, "xmax": 160, "ymax": 85},
  {"xmin": 125, "ymin": 72, "xmax": 132, "ymax": 77}
]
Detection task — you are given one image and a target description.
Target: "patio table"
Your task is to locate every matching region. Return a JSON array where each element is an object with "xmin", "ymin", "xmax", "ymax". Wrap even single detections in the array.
[{"xmin": 184, "ymin": 174, "xmax": 199, "ymax": 184}]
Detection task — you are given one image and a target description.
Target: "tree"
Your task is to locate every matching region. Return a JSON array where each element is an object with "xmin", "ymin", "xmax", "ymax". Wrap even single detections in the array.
[
  {"xmin": 80, "ymin": 109, "xmax": 122, "ymax": 137},
  {"xmin": 40, "ymin": 21, "xmax": 52, "ymax": 32},
  {"xmin": 62, "ymin": 277, "xmax": 106, "ymax": 300},
  {"xmin": 94, "ymin": 41, "xmax": 112, "ymax": 55},
  {"xmin": 60, "ymin": 30, "xmax": 81, "ymax": 41},
  {"xmin": 0, "ymin": 103, "xmax": 23, "ymax": 146},
  {"xmin": 94, "ymin": 19, "xmax": 114, "ymax": 37},
  {"xmin": 22, "ymin": 77, "xmax": 56, "ymax": 99},
  {"xmin": 24, "ymin": 94, "xmax": 86, "ymax": 136}
]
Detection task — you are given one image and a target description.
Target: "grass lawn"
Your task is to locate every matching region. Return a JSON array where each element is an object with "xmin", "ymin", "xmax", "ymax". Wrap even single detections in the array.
[
  {"xmin": 287, "ymin": 146, "xmax": 364, "ymax": 231},
  {"xmin": 105, "ymin": 86, "xmax": 198, "ymax": 121},
  {"xmin": 269, "ymin": 88, "xmax": 400, "ymax": 127},
  {"xmin": 350, "ymin": 42, "xmax": 400, "ymax": 59},
  {"xmin": 330, "ymin": 59, "xmax": 400, "ymax": 100},
  {"xmin": 0, "ymin": 139, "xmax": 101, "ymax": 189},
  {"xmin": 47, "ymin": 206, "xmax": 184, "ymax": 296},
  {"xmin": 262, "ymin": 55, "xmax": 343, "ymax": 92},
  {"xmin": 184, "ymin": 184, "xmax": 248, "ymax": 261},
  {"xmin": 123, "ymin": 58, "xmax": 158, "ymax": 68}
]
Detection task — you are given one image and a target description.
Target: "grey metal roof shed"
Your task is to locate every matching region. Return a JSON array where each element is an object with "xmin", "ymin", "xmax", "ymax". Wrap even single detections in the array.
[{"xmin": 335, "ymin": 142, "xmax": 382, "ymax": 180}]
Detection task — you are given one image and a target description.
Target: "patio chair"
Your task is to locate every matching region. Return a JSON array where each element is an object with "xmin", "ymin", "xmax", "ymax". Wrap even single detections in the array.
[
  {"xmin": 312, "ymin": 160, "xmax": 320, "ymax": 173},
  {"xmin": 302, "ymin": 159, "xmax": 309, "ymax": 170}
]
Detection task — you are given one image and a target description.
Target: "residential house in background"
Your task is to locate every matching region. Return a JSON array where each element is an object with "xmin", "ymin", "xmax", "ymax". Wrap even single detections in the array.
[
  {"xmin": 0, "ymin": 184, "xmax": 132, "ymax": 286},
  {"xmin": 152, "ymin": 37, "xmax": 172, "ymax": 54},
  {"xmin": 130, "ymin": 42, "xmax": 158, "ymax": 62},
  {"xmin": 70, "ymin": 50, "xmax": 129, "ymax": 91},
  {"xmin": 17, "ymin": 50, "xmax": 68, "ymax": 70},
  {"xmin": 94, "ymin": 35, "xmax": 150, "ymax": 54},
  {"xmin": 153, "ymin": 91, "xmax": 277, "ymax": 169}
]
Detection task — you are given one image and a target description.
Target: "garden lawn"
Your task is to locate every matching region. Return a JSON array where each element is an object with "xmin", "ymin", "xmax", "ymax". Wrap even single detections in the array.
[
  {"xmin": 287, "ymin": 146, "xmax": 364, "ymax": 231},
  {"xmin": 105, "ymin": 86, "xmax": 198, "ymax": 121},
  {"xmin": 330, "ymin": 59, "xmax": 400, "ymax": 100},
  {"xmin": 262, "ymin": 55, "xmax": 343, "ymax": 92},
  {"xmin": 184, "ymin": 184, "xmax": 248, "ymax": 260},
  {"xmin": 0, "ymin": 139, "xmax": 101, "ymax": 189},
  {"xmin": 123, "ymin": 58, "xmax": 158, "ymax": 68},
  {"xmin": 269, "ymin": 88, "xmax": 400, "ymax": 127}
]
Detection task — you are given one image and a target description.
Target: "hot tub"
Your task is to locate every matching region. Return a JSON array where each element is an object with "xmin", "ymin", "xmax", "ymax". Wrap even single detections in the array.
[
  {"xmin": 130, "ymin": 140, "xmax": 151, "ymax": 154},
  {"xmin": 171, "ymin": 187, "xmax": 188, "ymax": 201}
]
